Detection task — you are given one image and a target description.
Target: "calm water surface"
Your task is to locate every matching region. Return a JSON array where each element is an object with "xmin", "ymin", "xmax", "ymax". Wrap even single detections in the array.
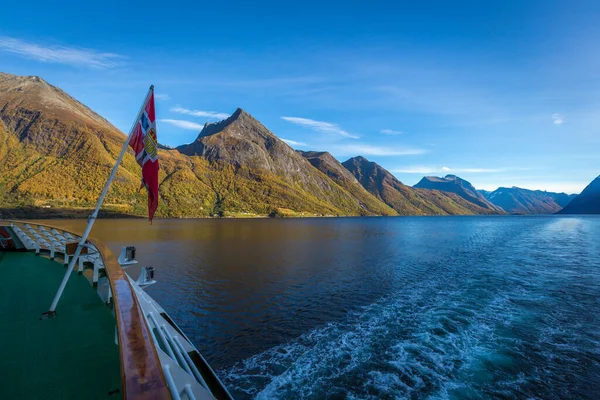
[{"xmin": 46, "ymin": 216, "xmax": 600, "ymax": 399}]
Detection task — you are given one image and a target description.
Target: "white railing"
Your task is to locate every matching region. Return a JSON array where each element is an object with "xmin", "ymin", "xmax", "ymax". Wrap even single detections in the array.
[
  {"xmin": 10, "ymin": 224, "xmax": 40, "ymax": 253},
  {"xmin": 147, "ymin": 311, "xmax": 208, "ymax": 399},
  {"xmin": 10, "ymin": 222, "xmax": 109, "ymax": 287},
  {"xmin": 25, "ymin": 224, "xmax": 54, "ymax": 258},
  {"xmin": 144, "ymin": 307, "xmax": 218, "ymax": 399}
]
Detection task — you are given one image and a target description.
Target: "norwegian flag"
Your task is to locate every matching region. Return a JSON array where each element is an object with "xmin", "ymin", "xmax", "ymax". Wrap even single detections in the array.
[{"xmin": 129, "ymin": 90, "xmax": 159, "ymax": 222}]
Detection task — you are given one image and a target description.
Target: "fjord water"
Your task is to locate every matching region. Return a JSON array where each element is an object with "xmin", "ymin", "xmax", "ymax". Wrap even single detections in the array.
[{"xmin": 49, "ymin": 216, "xmax": 600, "ymax": 399}]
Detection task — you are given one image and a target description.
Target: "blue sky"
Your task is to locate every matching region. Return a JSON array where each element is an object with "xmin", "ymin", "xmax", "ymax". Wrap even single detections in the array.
[{"xmin": 1, "ymin": 0, "xmax": 599, "ymax": 193}]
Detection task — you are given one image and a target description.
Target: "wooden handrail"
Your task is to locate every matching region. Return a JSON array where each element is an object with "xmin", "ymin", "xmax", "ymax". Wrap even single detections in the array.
[{"xmin": 7, "ymin": 220, "xmax": 171, "ymax": 400}]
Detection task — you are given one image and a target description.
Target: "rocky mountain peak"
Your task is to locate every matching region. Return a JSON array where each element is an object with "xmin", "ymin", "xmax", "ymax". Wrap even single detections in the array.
[
  {"xmin": 195, "ymin": 107, "xmax": 261, "ymax": 140},
  {"xmin": 176, "ymin": 108, "xmax": 333, "ymax": 187},
  {"xmin": 350, "ymin": 155, "xmax": 371, "ymax": 164}
]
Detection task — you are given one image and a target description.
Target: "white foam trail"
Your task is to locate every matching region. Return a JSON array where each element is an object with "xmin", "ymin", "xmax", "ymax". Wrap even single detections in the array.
[{"xmin": 223, "ymin": 217, "xmax": 600, "ymax": 399}]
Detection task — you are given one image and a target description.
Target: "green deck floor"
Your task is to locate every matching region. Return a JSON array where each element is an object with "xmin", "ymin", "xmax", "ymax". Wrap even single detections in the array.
[{"xmin": 0, "ymin": 251, "xmax": 122, "ymax": 399}]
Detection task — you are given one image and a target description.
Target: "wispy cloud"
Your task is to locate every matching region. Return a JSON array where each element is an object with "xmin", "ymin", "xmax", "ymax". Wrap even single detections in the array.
[
  {"xmin": 330, "ymin": 144, "xmax": 426, "ymax": 157},
  {"xmin": 159, "ymin": 119, "xmax": 204, "ymax": 130},
  {"xmin": 0, "ymin": 36, "xmax": 123, "ymax": 68},
  {"xmin": 281, "ymin": 116, "xmax": 359, "ymax": 139},
  {"xmin": 154, "ymin": 93, "xmax": 170, "ymax": 101},
  {"xmin": 171, "ymin": 106, "xmax": 229, "ymax": 120},
  {"xmin": 381, "ymin": 129, "xmax": 404, "ymax": 135},
  {"xmin": 552, "ymin": 113, "xmax": 564, "ymax": 124},
  {"xmin": 281, "ymin": 138, "xmax": 307, "ymax": 147},
  {"xmin": 393, "ymin": 166, "xmax": 506, "ymax": 174}
]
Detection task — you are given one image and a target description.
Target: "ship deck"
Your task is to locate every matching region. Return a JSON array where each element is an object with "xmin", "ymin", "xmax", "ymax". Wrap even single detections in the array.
[{"xmin": 0, "ymin": 251, "xmax": 122, "ymax": 399}]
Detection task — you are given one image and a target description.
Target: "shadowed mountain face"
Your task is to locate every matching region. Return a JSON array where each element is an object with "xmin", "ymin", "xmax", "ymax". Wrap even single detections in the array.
[
  {"xmin": 414, "ymin": 175, "xmax": 503, "ymax": 212},
  {"xmin": 559, "ymin": 176, "xmax": 600, "ymax": 214},
  {"xmin": 298, "ymin": 151, "xmax": 397, "ymax": 216},
  {"xmin": 341, "ymin": 157, "xmax": 502, "ymax": 215},
  {"xmin": 482, "ymin": 187, "xmax": 576, "ymax": 214}
]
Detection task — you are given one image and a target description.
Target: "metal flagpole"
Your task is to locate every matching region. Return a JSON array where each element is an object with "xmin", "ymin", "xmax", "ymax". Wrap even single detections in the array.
[{"xmin": 45, "ymin": 85, "xmax": 154, "ymax": 316}]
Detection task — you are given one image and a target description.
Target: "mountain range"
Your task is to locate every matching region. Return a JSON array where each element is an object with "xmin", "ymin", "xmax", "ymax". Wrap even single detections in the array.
[
  {"xmin": 341, "ymin": 157, "xmax": 500, "ymax": 215},
  {"xmin": 481, "ymin": 187, "xmax": 577, "ymax": 214},
  {"xmin": 0, "ymin": 72, "xmax": 597, "ymax": 217},
  {"xmin": 413, "ymin": 177, "xmax": 578, "ymax": 214}
]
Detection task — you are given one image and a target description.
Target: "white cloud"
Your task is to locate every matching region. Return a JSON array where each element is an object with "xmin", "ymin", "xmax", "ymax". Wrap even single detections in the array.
[
  {"xmin": 0, "ymin": 36, "xmax": 123, "ymax": 68},
  {"xmin": 154, "ymin": 93, "xmax": 170, "ymax": 101},
  {"xmin": 552, "ymin": 113, "xmax": 564, "ymax": 125},
  {"xmin": 281, "ymin": 138, "xmax": 307, "ymax": 147},
  {"xmin": 331, "ymin": 144, "xmax": 425, "ymax": 156},
  {"xmin": 159, "ymin": 119, "xmax": 204, "ymax": 130},
  {"xmin": 172, "ymin": 106, "xmax": 229, "ymax": 120},
  {"xmin": 381, "ymin": 129, "xmax": 404, "ymax": 135},
  {"xmin": 441, "ymin": 166, "xmax": 451, "ymax": 172},
  {"xmin": 281, "ymin": 116, "xmax": 359, "ymax": 139}
]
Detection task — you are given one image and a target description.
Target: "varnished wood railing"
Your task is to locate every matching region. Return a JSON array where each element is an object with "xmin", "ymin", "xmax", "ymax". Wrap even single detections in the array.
[
  {"xmin": 7, "ymin": 220, "xmax": 171, "ymax": 400},
  {"xmin": 90, "ymin": 238, "xmax": 171, "ymax": 399}
]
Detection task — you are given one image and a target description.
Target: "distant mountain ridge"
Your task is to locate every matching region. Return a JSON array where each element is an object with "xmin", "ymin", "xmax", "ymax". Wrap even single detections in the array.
[
  {"xmin": 341, "ymin": 157, "xmax": 503, "ymax": 215},
  {"xmin": 559, "ymin": 176, "xmax": 600, "ymax": 214},
  {"xmin": 481, "ymin": 187, "xmax": 576, "ymax": 214},
  {"xmin": 414, "ymin": 175, "xmax": 503, "ymax": 212}
]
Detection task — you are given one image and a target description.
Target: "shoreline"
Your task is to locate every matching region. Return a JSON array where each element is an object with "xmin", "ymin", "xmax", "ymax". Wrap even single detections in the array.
[{"xmin": 0, "ymin": 207, "xmax": 583, "ymax": 220}]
